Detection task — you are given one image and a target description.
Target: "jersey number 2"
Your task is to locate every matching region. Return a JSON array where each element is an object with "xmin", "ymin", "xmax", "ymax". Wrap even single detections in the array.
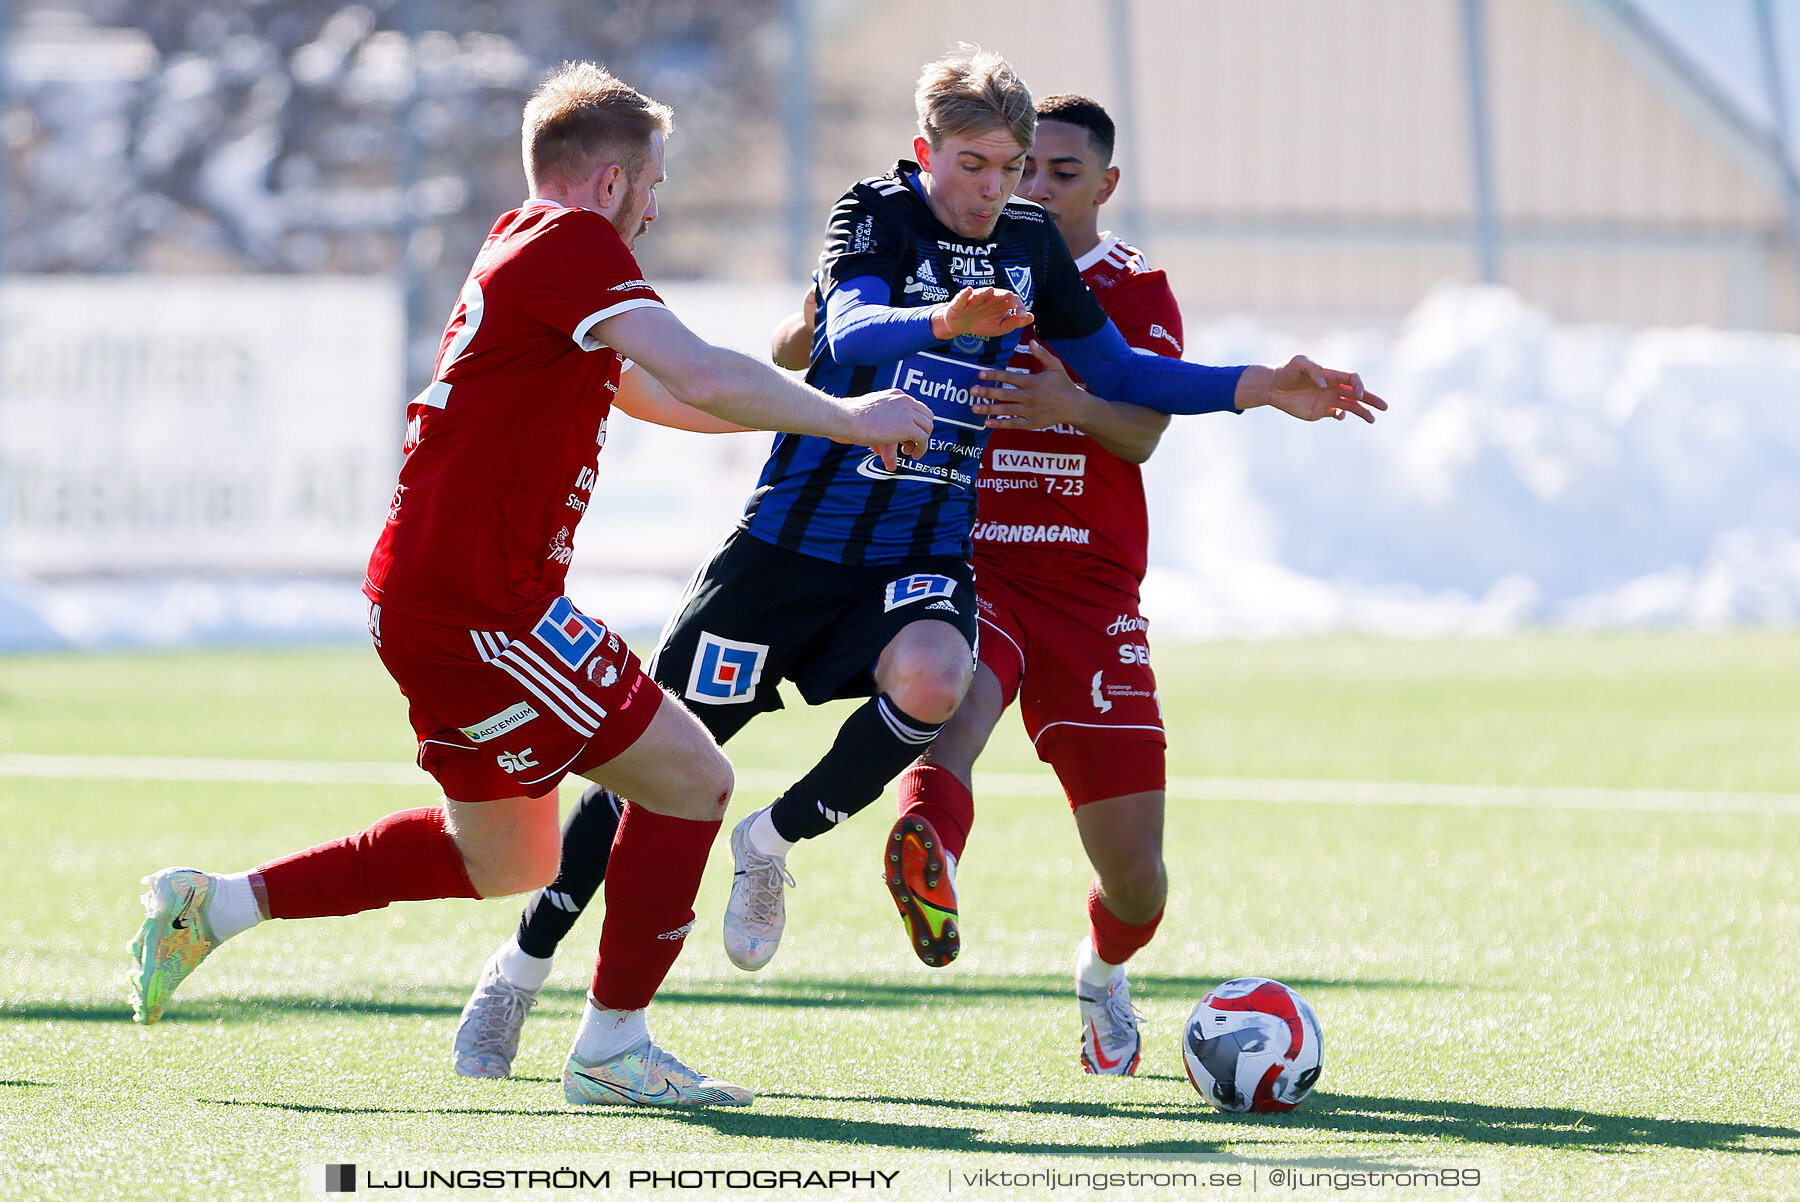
[{"xmin": 414, "ymin": 277, "xmax": 486, "ymax": 410}]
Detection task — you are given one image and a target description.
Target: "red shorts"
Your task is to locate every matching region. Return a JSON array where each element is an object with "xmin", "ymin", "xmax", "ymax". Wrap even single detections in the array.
[
  {"xmin": 974, "ymin": 566, "xmax": 1165, "ymax": 807},
  {"xmin": 370, "ymin": 596, "xmax": 664, "ymax": 803}
]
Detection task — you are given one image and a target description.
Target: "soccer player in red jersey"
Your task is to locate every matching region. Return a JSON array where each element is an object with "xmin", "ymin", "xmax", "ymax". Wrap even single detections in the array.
[
  {"xmin": 887, "ymin": 94, "xmax": 1231, "ymax": 1075},
  {"xmin": 125, "ymin": 62, "xmax": 932, "ymax": 1109},
  {"xmin": 446, "ymin": 55, "xmax": 1378, "ymax": 1085}
]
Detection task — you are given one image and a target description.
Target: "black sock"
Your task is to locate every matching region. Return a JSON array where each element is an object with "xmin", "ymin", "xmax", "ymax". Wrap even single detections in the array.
[
  {"xmin": 515, "ymin": 783, "xmax": 623, "ymax": 958},
  {"xmin": 768, "ymin": 694, "xmax": 943, "ymax": 842}
]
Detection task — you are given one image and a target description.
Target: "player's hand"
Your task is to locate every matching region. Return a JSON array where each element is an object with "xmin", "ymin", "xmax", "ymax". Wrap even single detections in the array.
[
  {"xmin": 833, "ymin": 387, "xmax": 932, "ymax": 469},
  {"xmin": 969, "ymin": 341, "xmax": 1089, "ymax": 430},
  {"xmin": 931, "ymin": 287, "xmax": 1032, "ymax": 342},
  {"xmin": 1235, "ymin": 355, "xmax": 1386, "ymax": 423}
]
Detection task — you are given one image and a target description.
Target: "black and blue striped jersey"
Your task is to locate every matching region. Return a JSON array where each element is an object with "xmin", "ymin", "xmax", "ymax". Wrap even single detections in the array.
[{"xmin": 738, "ymin": 160, "xmax": 1109, "ymax": 567}]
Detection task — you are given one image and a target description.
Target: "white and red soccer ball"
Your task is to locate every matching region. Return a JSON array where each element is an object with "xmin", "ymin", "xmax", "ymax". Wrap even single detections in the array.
[{"xmin": 1182, "ymin": 977, "xmax": 1323, "ymax": 1113}]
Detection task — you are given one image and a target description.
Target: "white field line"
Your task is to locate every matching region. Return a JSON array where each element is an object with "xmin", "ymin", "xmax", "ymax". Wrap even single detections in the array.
[{"xmin": 2, "ymin": 753, "xmax": 1798, "ymax": 816}]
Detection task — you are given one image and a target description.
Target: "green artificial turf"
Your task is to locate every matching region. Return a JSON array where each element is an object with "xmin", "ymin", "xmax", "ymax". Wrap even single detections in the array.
[{"xmin": 2, "ymin": 634, "xmax": 1796, "ymax": 1200}]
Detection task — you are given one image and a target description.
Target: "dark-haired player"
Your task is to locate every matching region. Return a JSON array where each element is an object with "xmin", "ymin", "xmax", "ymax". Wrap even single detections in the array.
[
  {"xmin": 453, "ymin": 49, "xmax": 1380, "ymax": 1079},
  {"xmin": 893, "ymin": 93, "xmax": 1187, "ymax": 1075}
]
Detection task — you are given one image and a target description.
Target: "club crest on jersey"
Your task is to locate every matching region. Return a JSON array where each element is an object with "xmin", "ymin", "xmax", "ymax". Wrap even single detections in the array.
[
  {"xmin": 685, "ymin": 632, "xmax": 769, "ymax": 705},
  {"xmin": 532, "ymin": 596, "xmax": 607, "ymax": 671},
  {"xmin": 1004, "ymin": 265, "xmax": 1034, "ymax": 308},
  {"xmin": 884, "ymin": 573, "xmax": 958, "ymax": 612}
]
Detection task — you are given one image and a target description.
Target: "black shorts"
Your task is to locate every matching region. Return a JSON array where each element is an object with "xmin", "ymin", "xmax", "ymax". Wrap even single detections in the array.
[{"xmin": 648, "ymin": 528, "xmax": 978, "ymax": 742}]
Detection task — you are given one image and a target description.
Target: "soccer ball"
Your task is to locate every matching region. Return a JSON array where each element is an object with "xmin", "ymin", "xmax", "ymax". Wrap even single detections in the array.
[{"xmin": 1182, "ymin": 977, "xmax": 1323, "ymax": 1113}]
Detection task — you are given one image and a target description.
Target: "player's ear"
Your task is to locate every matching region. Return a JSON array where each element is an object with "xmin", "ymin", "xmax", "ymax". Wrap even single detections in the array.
[
  {"xmin": 1096, "ymin": 164, "xmax": 1121, "ymax": 206},
  {"xmin": 596, "ymin": 162, "xmax": 626, "ymax": 210},
  {"xmin": 913, "ymin": 136, "xmax": 933, "ymax": 172}
]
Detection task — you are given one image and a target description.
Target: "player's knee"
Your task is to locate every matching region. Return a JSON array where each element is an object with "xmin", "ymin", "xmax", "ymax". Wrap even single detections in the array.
[
  {"xmin": 699, "ymin": 749, "xmax": 734, "ymax": 819},
  {"xmin": 885, "ymin": 655, "xmax": 973, "ymax": 725},
  {"xmin": 1101, "ymin": 853, "xmax": 1167, "ymax": 920},
  {"xmin": 674, "ymin": 743, "xmax": 734, "ymax": 820}
]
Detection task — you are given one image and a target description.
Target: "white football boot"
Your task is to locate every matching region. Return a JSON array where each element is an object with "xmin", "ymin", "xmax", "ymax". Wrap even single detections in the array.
[
  {"xmin": 1076, "ymin": 942, "xmax": 1143, "ymax": 1075},
  {"xmin": 452, "ymin": 956, "xmax": 540, "ymax": 1078},
  {"xmin": 563, "ymin": 1039, "xmax": 753, "ymax": 1107},
  {"xmin": 722, "ymin": 813, "xmax": 794, "ymax": 971}
]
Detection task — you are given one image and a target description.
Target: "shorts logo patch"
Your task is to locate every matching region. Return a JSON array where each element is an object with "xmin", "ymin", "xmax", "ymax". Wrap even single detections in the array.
[
  {"xmin": 686, "ymin": 632, "xmax": 770, "ymax": 705},
  {"xmin": 884, "ymin": 573, "xmax": 957, "ymax": 612},
  {"xmin": 497, "ymin": 748, "xmax": 538, "ymax": 773},
  {"xmin": 460, "ymin": 702, "xmax": 538, "ymax": 744},
  {"xmin": 532, "ymin": 596, "xmax": 607, "ymax": 670},
  {"xmin": 1091, "ymin": 670, "xmax": 1113, "ymax": 713},
  {"xmin": 926, "ymin": 599, "xmax": 958, "ymax": 613}
]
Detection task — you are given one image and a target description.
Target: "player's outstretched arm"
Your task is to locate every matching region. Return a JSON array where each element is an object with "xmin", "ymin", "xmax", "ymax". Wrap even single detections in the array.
[
  {"xmin": 597, "ymin": 303, "xmax": 931, "ymax": 464},
  {"xmin": 1049, "ymin": 322, "xmax": 1385, "ymax": 421},
  {"xmin": 613, "ymin": 363, "xmax": 751, "ymax": 434},
  {"xmin": 969, "ymin": 342, "xmax": 1169, "ymax": 463},
  {"xmin": 1233, "ymin": 356, "xmax": 1385, "ymax": 423}
]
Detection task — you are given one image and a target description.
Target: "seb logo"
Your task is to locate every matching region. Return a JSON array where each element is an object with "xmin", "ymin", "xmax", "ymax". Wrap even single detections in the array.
[{"xmin": 685, "ymin": 632, "xmax": 770, "ymax": 705}]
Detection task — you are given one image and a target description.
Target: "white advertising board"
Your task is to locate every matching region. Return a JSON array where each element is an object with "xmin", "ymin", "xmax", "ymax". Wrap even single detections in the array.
[{"xmin": 0, "ymin": 275, "xmax": 403, "ymax": 577}]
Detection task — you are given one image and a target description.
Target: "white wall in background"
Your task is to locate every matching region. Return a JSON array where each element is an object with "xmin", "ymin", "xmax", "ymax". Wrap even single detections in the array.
[{"xmin": 0, "ymin": 275, "xmax": 402, "ymax": 578}]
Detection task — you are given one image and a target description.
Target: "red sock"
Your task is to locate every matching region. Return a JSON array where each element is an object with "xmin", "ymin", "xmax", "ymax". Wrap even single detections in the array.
[
  {"xmin": 254, "ymin": 806, "xmax": 479, "ymax": 919},
  {"xmin": 896, "ymin": 763, "xmax": 973, "ymax": 860},
  {"xmin": 589, "ymin": 803, "xmax": 721, "ymax": 1011},
  {"xmin": 1088, "ymin": 885, "xmax": 1163, "ymax": 966}
]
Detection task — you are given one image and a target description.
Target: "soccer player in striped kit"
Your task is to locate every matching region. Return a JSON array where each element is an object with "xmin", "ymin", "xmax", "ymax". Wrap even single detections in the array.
[{"xmin": 451, "ymin": 51, "xmax": 1380, "ymax": 1082}]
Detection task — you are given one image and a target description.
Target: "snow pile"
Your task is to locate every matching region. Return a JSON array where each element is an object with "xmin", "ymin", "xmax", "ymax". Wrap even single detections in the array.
[{"xmin": 1141, "ymin": 284, "xmax": 1800, "ymax": 637}]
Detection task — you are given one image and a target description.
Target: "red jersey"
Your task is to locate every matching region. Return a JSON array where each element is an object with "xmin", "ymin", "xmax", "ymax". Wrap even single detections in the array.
[
  {"xmin": 363, "ymin": 201, "xmax": 665, "ymax": 628},
  {"xmin": 971, "ymin": 233, "xmax": 1184, "ymax": 590}
]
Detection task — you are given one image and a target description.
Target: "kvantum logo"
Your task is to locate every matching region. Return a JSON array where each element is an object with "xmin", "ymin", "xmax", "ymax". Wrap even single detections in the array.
[
  {"xmin": 991, "ymin": 449, "xmax": 1086, "ymax": 476},
  {"xmin": 312, "ymin": 1164, "xmax": 356, "ymax": 1192}
]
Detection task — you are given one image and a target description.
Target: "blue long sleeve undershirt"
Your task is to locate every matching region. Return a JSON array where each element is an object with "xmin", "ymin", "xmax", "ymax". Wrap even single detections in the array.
[
  {"xmin": 824, "ymin": 274, "xmax": 1247, "ymax": 415},
  {"xmin": 823, "ymin": 276, "xmax": 943, "ymax": 365},
  {"xmin": 1046, "ymin": 322, "xmax": 1244, "ymax": 416}
]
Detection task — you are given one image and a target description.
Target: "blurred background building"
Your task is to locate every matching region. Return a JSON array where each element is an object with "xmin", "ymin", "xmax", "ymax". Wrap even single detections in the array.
[{"xmin": 1, "ymin": 0, "xmax": 1798, "ymax": 647}]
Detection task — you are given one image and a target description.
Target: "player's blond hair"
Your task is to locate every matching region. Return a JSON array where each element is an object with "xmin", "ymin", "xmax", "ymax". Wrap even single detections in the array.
[
  {"xmin": 914, "ymin": 45, "xmax": 1035, "ymax": 153},
  {"xmin": 522, "ymin": 61, "xmax": 673, "ymax": 192}
]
